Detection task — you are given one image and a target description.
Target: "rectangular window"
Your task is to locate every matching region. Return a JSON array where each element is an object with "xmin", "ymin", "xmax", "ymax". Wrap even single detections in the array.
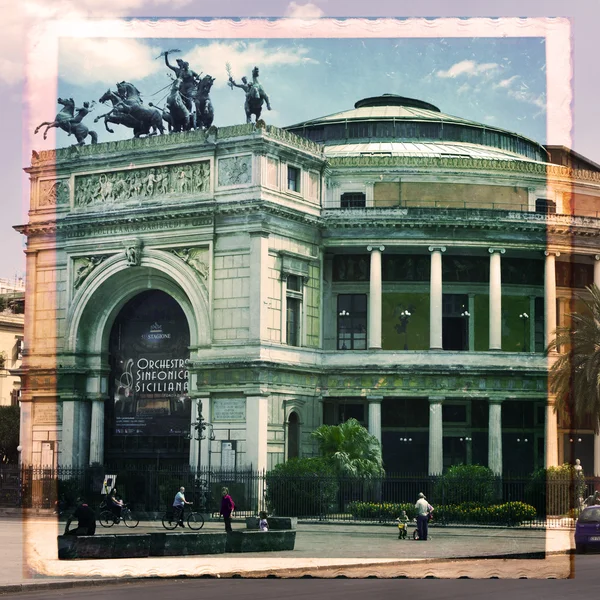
[
  {"xmin": 442, "ymin": 293, "xmax": 469, "ymax": 351},
  {"xmin": 286, "ymin": 297, "xmax": 301, "ymax": 346},
  {"xmin": 535, "ymin": 198, "xmax": 556, "ymax": 214},
  {"xmin": 337, "ymin": 294, "xmax": 367, "ymax": 350},
  {"xmin": 287, "ymin": 165, "xmax": 301, "ymax": 192},
  {"xmin": 341, "ymin": 192, "xmax": 366, "ymax": 208}
]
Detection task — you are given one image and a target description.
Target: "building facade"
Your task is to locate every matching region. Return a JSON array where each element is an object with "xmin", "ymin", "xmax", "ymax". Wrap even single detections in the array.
[{"xmin": 16, "ymin": 95, "xmax": 600, "ymax": 476}]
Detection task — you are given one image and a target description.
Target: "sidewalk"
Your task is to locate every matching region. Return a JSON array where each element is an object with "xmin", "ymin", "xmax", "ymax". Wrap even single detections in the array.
[{"xmin": 0, "ymin": 517, "xmax": 575, "ymax": 591}]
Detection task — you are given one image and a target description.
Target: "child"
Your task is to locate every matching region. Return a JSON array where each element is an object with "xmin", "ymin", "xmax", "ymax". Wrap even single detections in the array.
[
  {"xmin": 259, "ymin": 511, "xmax": 269, "ymax": 532},
  {"xmin": 396, "ymin": 510, "xmax": 409, "ymax": 539}
]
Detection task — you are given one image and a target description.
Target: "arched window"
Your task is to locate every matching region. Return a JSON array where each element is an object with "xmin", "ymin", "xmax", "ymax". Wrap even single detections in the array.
[{"xmin": 288, "ymin": 411, "xmax": 300, "ymax": 459}]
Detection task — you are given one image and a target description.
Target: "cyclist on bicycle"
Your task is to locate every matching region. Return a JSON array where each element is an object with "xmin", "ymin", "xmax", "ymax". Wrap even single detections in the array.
[
  {"xmin": 109, "ymin": 488, "xmax": 125, "ymax": 524},
  {"xmin": 173, "ymin": 486, "xmax": 192, "ymax": 528}
]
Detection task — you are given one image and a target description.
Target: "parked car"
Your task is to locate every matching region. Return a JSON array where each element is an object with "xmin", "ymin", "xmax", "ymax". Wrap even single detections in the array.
[{"xmin": 575, "ymin": 506, "xmax": 600, "ymax": 553}]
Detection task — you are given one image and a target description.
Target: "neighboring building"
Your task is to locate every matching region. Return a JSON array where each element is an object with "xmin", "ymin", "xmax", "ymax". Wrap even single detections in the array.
[
  {"xmin": 0, "ymin": 278, "xmax": 24, "ymax": 407},
  {"xmin": 15, "ymin": 95, "xmax": 600, "ymax": 476}
]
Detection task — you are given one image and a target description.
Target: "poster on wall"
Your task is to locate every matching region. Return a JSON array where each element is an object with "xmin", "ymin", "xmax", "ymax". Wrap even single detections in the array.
[{"xmin": 110, "ymin": 292, "xmax": 191, "ymax": 436}]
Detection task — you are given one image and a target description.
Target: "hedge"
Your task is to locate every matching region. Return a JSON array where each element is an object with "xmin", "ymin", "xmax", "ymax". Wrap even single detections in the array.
[{"xmin": 347, "ymin": 500, "xmax": 537, "ymax": 525}]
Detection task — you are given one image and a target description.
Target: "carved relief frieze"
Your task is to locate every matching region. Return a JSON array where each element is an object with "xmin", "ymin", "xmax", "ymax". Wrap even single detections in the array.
[
  {"xmin": 217, "ymin": 155, "xmax": 252, "ymax": 187},
  {"xmin": 169, "ymin": 247, "xmax": 209, "ymax": 280},
  {"xmin": 74, "ymin": 161, "xmax": 210, "ymax": 207},
  {"xmin": 72, "ymin": 255, "xmax": 108, "ymax": 290},
  {"xmin": 39, "ymin": 179, "xmax": 70, "ymax": 208}
]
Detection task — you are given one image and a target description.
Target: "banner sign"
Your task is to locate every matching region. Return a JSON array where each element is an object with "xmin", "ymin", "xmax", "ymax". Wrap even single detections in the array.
[{"xmin": 110, "ymin": 297, "xmax": 191, "ymax": 436}]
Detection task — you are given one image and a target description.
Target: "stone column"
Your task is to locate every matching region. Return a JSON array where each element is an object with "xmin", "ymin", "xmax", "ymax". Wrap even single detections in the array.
[
  {"xmin": 367, "ymin": 245, "xmax": 384, "ymax": 349},
  {"xmin": 544, "ymin": 251, "xmax": 559, "ymax": 349},
  {"xmin": 545, "ymin": 396, "xmax": 559, "ymax": 468},
  {"xmin": 88, "ymin": 400, "xmax": 104, "ymax": 466},
  {"xmin": 428, "ymin": 247, "xmax": 446, "ymax": 350},
  {"xmin": 245, "ymin": 390, "xmax": 269, "ymax": 473},
  {"xmin": 428, "ymin": 396, "xmax": 444, "ymax": 476},
  {"xmin": 19, "ymin": 401, "xmax": 33, "ymax": 466},
  {"xmin": 488, "ymin": 399, "xmax": 503, "ymax": 475},
  {"xmin": 489, "ymin": 248, "xmax": 505, "ymax": 350},
  {"xmin": 367, "ymin": 396, "xmax": 383, "ymax": 447},
  {"xmin": 60, "ymin": 400, "xmax": 81, "ymax": 468},
  {"xmin": 249, "ymin": 229, "xmax": 270, "ymax": 343}
]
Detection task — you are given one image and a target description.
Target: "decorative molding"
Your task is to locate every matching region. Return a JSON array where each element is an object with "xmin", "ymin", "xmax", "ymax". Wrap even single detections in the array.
[
  {"xmin": 428, "ymin": 246, "xmax": 447, "ymax": 253},
  {"xmin": 217, "ymin": 155, "xmax": 252, "ymax": 187},
  {"xmin": 367, "ymin": 245, "xmax": 385, "ymax": 252},
  {"xmin": 39, "ymin": 179, "xmax": 70, "ymax": 208},
  {"xmin": 72, "ymin": 255, "xmax": 108, "ymax": 290},
  {"xmin": 74, "ymin": 161, "xmax": 210, "ymax": 207},
  {"xmin": 488, "ymin": 248, "xmax": 506, "ymax": 254},
  {"xmin": 544, "ymin": 251, "xmax": 561, "ymax": 258},
  {"xmin": 169, "ymin": 247, "xmax": 209, "ymax": 280},
  {"xmin": 125, "ymin": 239, "xmax": 143, "ymax": 267}
]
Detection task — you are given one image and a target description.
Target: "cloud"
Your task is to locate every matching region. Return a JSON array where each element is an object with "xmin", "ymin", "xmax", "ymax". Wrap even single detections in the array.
[
  {"xmin": 437, "ymin": 60, "xmax": 499, "ymax": 79},
  {"xmin": 0, "ymin": 0, "xmax": 193, "ymax": 87},
  {"xmin": 184, "ymin": 41, "xmax": 318, "ymax": 89},
  {"xmin": 507, "ymin": 89, "xmax": 546, "ymax": 111},
  {"xmin": 496, "ymin": 75, "xmax": 519, "ymax": 88},
  {"xmin": 58, "ymin": 38, "xmax": 163, "ymax": 86},
  {"xmin": 285, "ymin": 2, "xmax": 325, "ymax": 18}
]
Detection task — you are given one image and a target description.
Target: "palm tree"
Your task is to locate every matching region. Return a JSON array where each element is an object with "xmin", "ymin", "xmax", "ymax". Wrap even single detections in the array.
[
  {"xmin": 311, "ymin": 418, "xmax": 384, "ymax": 478},
  {"xmin": 548, "ymin": 284, "xmax": 600, "ymax": 433}
]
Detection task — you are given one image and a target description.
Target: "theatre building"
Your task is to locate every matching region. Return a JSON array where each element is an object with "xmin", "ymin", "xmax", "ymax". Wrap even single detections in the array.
[{"xmin": 16, "ymin": 94, "xmax": 600, "ymax": 477}]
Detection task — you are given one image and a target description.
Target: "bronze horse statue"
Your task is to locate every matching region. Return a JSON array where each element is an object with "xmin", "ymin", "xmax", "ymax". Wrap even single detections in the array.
[
  {"xmin": 193, "ymin": 74, "xmax": 215, "ymax": 130},
  {"xmin": 95, "ymin": 82, "xmax": 164, "ymax": 137},
  {"xmin": 34, "ymin": 97, "xmax": 98, "ymax": 145},
  {"xmin": 165, "ymin": 76, "xmax": 193, "ymax": 133},
  {"xmin": 229, "ymin": 66, "xmax": 271, "ymax": 124}
]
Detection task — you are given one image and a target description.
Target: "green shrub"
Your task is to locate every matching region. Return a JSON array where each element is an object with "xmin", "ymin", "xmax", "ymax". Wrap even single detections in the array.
[
  {"xmin": 347, "ymin": 501, "xmax": 416, "ymax": 521},
  {"xmin": 265, "ymin": 458, "xmax": 339, "ymax": 517},
  {"xmin": 526, "ymin": 464, "xmax": 586, "ymax": 517},
  {"xmin": 434, "ymin": 464, "xmax": 498, "ymax": 506}
]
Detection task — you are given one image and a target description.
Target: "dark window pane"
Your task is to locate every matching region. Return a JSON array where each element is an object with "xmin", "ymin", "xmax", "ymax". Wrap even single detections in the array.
[
  {"xmin": 341, "ymin": 192, "xmax": 366, "ymax": 208},
  {"xmin": 442, "ymin": 405, "xmax": 467, "ymax": 423}
]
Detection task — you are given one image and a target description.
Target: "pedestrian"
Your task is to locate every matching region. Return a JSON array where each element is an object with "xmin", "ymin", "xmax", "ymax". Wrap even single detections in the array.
[
  {"xmin": 172, "ymin": 486, "xmax": 192, "ymax": 528},
  {"xmin": 584, "ymin": 490, "xmax": 600, "ymax": 507},
  {"xmin": 396, "ymin": 510, "xmax": 409, "ymax": 539},
  {"xmin": 108, "ymin": 488, "xmax": 125, "ymax": 524},
  {"xmin": 259, "ymin": 510, "xmax": 269, "ymax": 532},
  {"xmin": 415, "ymin": 492, "xmax": 433, "ymax": 541},
  {"xmin": 64, "ymin": 497, "xmax": 96, "ymax": 536},
  {"xmin": 220, "ymin": 486, "xmax": 235, "ymax": 533}
]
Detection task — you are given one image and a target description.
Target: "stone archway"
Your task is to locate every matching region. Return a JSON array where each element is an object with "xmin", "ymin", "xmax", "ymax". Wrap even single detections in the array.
[{"xmin": 61, "ymin": 250, "xmax": 210, "ymax": 467}]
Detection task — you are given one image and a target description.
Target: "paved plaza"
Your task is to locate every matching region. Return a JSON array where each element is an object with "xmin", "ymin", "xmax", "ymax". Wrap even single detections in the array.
[{"xmin": 0, "ymin": 515, "xmax": 575, "ymax": 591}]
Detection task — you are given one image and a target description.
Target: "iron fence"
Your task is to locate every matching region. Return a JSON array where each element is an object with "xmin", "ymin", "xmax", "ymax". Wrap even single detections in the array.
[{"xmin": 2, "ymin": 465, "xmax": 598, "ymax": 527}]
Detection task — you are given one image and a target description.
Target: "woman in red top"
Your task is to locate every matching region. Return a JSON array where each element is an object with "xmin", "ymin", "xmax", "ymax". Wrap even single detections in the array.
[{"xmin": 220, "ymin": 487, "xmax": 235, "ymax": 532}]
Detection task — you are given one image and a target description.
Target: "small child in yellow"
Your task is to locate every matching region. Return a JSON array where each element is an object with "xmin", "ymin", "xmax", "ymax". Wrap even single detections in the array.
[{"xmin": 396, "ymin": 510, "xmax": 409, "ymax": 539}]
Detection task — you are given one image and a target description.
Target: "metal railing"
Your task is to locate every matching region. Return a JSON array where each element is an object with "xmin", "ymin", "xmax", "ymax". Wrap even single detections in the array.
[{"xmin": 2, "ymin": 465, "xmax": 596, "ymax": 527}]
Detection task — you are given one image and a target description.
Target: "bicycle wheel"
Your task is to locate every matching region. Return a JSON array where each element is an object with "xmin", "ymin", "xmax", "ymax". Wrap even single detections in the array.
[
  {"xmin": 162, "ymin": 513, "xmax": 178, "ymax": 530},
  {"xmin": 99, "ymin": 511, "xmax": 116, "ymax": 528},
  {"xmin": 187, "ymin": 512, "xmax": 204, "ymax": 530},
  {"xmin": 122, "ymin": 509, "xmax": 139, "ymax": 528}
]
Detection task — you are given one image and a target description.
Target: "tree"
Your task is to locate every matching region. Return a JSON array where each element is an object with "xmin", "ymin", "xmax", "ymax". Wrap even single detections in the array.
[
  {"xmin": 311, "ymin": 418, "xmax": 384, "ymax": 478},
  {"xmin": 548, "ymin": 284, "xmax": 600, "ymax": 433},
  {"xmin": 0, "ymin": 405, "xmax": 20, "ymax": 464}
]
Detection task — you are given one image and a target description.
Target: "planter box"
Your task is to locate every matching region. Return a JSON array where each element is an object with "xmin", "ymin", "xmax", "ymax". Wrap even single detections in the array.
[
  {"xmin": 245, "ymin": 516, "xmax": 298, "ymax": 530},
  {"xmin": 149, "ymin": 532, "xmax": 227, "ymax": 556},
  {"xmin": 58, "ymin": 535, "xmax": 116, "ymax": 559},
  {"xmin": 226, "ymin": 530, "xmax": 296, "ymax": 553}
]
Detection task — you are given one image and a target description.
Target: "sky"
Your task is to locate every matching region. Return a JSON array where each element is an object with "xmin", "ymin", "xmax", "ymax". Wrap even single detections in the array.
[{"xmin": 1, "ymin": 0, "xmax": 599, "ymax": 280}]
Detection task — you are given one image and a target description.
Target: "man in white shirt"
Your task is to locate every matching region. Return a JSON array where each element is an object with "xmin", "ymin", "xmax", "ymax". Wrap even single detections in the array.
[
  {"xmin": 415, "ymin": 492, "xmax": 433, "ymax": 541},
  {"xmin": 172, "ymin": 486, "xmax": 192, "ymax": 528}
]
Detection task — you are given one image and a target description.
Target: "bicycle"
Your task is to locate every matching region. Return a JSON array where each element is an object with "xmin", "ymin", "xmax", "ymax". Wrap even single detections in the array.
[
  {"xmin": 98, "ymin": 501, "xmax": 140, "ymax": 529},
  {"xmin": 161, "ymin": 504, "xmax": 204, "ymax": 530}
]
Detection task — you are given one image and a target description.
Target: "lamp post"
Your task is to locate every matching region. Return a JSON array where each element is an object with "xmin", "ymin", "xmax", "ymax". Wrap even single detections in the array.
[
  {"xmin": 339, "ymin": 309, "xmax": 350, "ymax": 350},
  {"xmin": 399, "ymin": 309, "xmax": 411, "ymax": 350},
  {"xmin": 189, "ymin": 400, "xmax": 215, "ymax": 473},
  {"xmin": 519, "ymin": 312, "xmax": 529, "ymax": 352}
]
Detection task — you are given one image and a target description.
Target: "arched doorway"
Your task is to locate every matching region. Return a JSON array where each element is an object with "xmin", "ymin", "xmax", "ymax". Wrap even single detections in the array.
[
  {"xmin": 288, "ymin": 412, "xmax": 300, "ymax": 459},
  {"xmin": 106, "ymin": 290, "xmax": 191, "ymax": 468}
]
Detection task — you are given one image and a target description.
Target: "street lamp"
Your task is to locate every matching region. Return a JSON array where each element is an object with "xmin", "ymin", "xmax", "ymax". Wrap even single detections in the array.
[
  {"xmin": 519, "ymin": 313, "xmax": 529, "ymax": 352},
  {"xmin": 188, "ymin": 399, "xmax": 215, "ymax": 472},
  {"xmin": 399, "ymin": 310, "xmax": 411, "ymax": 350},
  {"xmin": 338, "ymin": 309, "xmax": 350, "ymax": 350}
]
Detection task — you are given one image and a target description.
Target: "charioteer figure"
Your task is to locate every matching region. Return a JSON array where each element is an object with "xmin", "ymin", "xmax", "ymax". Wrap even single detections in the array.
[
  {"xmin": 229, "ymin": 66, "xmax": 271, "ymax": 124},
  {"xmin": 164, "ymin": 50, "xmax": 201, "ymax": 113}
]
